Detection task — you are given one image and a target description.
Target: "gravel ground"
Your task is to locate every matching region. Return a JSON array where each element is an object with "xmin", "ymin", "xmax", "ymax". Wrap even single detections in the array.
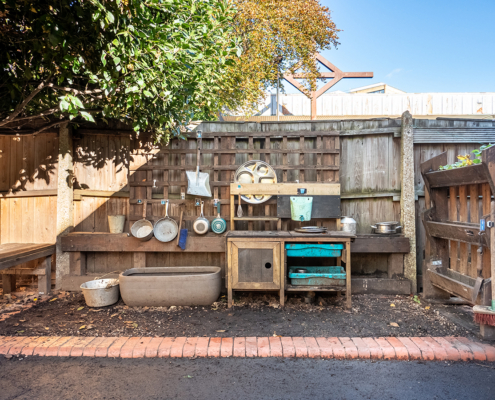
[{"xmin": 0, "ymin": 291, "xmax": 476, "ymax": 338}]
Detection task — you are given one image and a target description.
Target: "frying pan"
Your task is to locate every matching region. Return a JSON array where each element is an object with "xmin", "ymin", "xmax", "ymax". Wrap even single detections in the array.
[
  {"xmin": 154, "ymin": 200, "xmax": 178, "ymax": 242},
  {"xmin": 211, "ymin": 202, "xmax": 226, "ymax": 234},
  {"xmin": 130, "ymin": 201, "xmax": 154, "ymax": 241},
  {"xmin": 193, "ymin": 201, "xmax": 210, "ymax": 235}
]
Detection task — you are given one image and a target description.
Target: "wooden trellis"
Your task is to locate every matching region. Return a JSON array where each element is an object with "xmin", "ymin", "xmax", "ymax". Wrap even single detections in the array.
[{"xmin": 128, "ymin": 128, "xmax": 341, "ymax": 235}]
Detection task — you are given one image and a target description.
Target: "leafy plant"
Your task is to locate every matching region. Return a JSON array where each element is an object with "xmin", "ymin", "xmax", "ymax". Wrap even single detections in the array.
[
  {"xmin": 438, "ymin": 144, "xmax": 494, "ymax": 170},
  {"xmin": 0, "ymin": 0, "xmax": 240, "ymax": 142}
]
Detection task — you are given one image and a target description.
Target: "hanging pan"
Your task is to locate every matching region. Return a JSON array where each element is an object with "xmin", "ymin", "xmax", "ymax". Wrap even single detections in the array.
[
  {"xmin": 186, "ymin": 131, "xmax": 212, "ymax": 197},
  {"xmin": 154, "ymin": 200, "xmax": 178, "ymax": 242},
  {"xmin": 130, "ymin": 201, "xmax": 154, "ymax": 241},
  {"xmin": 211, "ymin": 201, "xmax": 226, "ymax": 234},
  {"xmin": 193, "ymin": 201, "xmax": 210, "ymax": 235}
]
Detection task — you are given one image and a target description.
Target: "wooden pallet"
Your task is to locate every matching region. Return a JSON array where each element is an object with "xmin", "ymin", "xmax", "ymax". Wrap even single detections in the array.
[{"xmin": 421, "ymin": 146, "xmax": 495, "ymax": 304}]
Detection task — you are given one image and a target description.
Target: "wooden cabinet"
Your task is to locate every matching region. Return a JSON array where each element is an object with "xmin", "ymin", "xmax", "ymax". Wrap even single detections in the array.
[{"xmin": 227, "ymin": 239, "xmax": 283, "ymax": 307}]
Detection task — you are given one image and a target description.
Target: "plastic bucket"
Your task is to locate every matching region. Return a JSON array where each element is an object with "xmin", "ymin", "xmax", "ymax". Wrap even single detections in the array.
[
  {"xmin": 290, "ymin": 196, "xmax": 313, "ymax": 221},
  {"xmin": 108, "ymin": 215, "xmax": 126, "ymax": 233},
  {"xmin": 80, "ymin": 279, "xmax": 120, "ymax": 307}
]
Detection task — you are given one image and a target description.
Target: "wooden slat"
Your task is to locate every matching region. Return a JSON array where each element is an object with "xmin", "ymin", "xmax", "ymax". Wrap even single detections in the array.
[
  {"xmin": 0, "ymin": 244, "xmax": 56, "ymax": 270},
  {"xmin": 130, "ymin": 164, "xmax": 340, "ymax": 171},
  {"xmin": 448, "ymin": 186, "xmax": 458, "ymax": 271},
  {"xmin": 469, "ymin": 184, "xmax": 479, "ymax": 278},
  {"xmin": 482, "ymin": 183, "xmax": 492, "ymax": 278},
  {"xmin": 458, "ymin": 185, "xmax": 469, "ymax": 275}
]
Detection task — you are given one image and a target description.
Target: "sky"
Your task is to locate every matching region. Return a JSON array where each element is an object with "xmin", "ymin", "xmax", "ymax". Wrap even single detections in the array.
[{"xmin": 282, "ymin": 0, "xmax": 495, "ymax": 94}]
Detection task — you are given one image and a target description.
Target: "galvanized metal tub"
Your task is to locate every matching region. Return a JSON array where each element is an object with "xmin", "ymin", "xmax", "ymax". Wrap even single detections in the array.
[
  {"xmin": 119, "ymin": 267, "xmax": 221, "ymax": 307},
  {"xmin": 80, "ymin": 279, "xmax": 120, "ymax": 307}
]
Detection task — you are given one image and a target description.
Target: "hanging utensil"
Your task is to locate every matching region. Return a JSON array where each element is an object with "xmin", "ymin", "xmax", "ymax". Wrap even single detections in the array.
[
  {"xmin": 193, "ymin": 201, "xmax": 210, "ymax": 235},
  {"xmin": 154, "ymin": 200, "xmax": 178, "ymax": 242},
  {"xmin": 237, "ymin": 194, "xmax": 243, "ymax": 218},
  {"xmin": 211, "ymin": 201, "xmax": 227, "ymax": 234},
  {"xmin": 130, "ymin": 201, "xmax": 154, "ymax": 241},
  {"xmin": 176, "ymin": 210, "xmax": 184, "ymax": 246},
  {"xmin": 186, "ymin": 130, "xmax": 212, "ymax": 197}
]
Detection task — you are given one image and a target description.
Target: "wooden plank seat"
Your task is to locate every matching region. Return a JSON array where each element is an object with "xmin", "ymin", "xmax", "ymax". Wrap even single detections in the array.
[{"xmin": 0, "ymin": 243, "xmax": 56, "ymax": 296}]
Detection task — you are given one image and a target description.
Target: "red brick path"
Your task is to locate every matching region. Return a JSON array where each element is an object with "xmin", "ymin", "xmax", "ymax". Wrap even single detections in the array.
[{"xmin": 1, "ymin": 336, "xmax": 494, "ymax": 361}]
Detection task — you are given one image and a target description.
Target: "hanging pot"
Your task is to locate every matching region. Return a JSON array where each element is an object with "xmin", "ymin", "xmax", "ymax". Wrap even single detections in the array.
[
  {"xmin": 154, "ymin": 200, "xmax": 178, "ymax": 242},
  {"xmin": 193, "ymin": 201, "xmax": 210, "ymax": 235},
  {"xmin": 130, "ymin": 202, "xmax": 154, "ymax": 241},
  {"xmin": 211, "ymin": 202, "xmax": 226, "ymax": 234}
]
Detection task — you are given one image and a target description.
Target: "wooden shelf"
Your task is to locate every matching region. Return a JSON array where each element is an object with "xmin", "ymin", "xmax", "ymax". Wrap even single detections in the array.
[
  {"xmin": 233, "ymin": 217, "xmax": 280, "ymax": 221},
  {"xmin": 286, "ymin": 284, "xmax": 346, "ymax": 292},
  {"xmin": 424, "ymin": 220, "xmax": 490, "ymax": 247}
]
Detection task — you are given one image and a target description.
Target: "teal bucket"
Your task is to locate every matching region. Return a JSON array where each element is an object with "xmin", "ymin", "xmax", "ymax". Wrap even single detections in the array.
[{"xmin": 290, "ymin": 196, "xmax": 313, "ymax": 221}]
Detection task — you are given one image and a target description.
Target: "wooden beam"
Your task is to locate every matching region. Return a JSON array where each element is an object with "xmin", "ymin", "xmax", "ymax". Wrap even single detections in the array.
[
  {"xmin": 426, "ymin": 164, "xmax": 489, "ymax": 189},
  {"xmin": 350, "ymin": 235, "xmax": 410, "ymax": 253},
  {"xmin": 61, "ymin": 233, "xmax": 410, "ymax": 254},
  {"xmin": 61, "ymin": 233, "xmax": 226, "ymax": 252},
  {"xmin": 230, "ymin": 183, "xmax": 340, "ymax": 196},
  {"xmin": 0, "ymin": 245, "xmax": 56, "ymax": 271},
  {"xmin": 0, "ymin": 189, "xmax": 57, "ymax": 198}
]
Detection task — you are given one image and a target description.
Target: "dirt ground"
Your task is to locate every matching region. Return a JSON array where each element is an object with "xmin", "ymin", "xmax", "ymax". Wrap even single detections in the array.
[{"xmin": 0, "ymin": 291, "xmax": 476, "ymax": 339}]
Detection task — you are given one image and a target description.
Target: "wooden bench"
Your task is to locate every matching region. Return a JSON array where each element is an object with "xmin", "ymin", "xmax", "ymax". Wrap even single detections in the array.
[{"xmin": 0, "ymin": 243, "xmax": 56, "ymax": 296}]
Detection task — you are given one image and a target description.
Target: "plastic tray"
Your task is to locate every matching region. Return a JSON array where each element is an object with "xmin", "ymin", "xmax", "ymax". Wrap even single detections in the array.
[
  {"xmin": 288, "ymin": 266, "xmax": 346, "ymax": 286},
  {"xmin": 285, "ymin": 243, "xmax": 344, "ymax": 258}
]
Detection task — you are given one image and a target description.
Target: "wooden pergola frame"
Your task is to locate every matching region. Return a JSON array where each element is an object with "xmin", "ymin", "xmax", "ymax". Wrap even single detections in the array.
[{"xmin": 284, "ymin": 54, "xmax": 373, "ymax": 119}]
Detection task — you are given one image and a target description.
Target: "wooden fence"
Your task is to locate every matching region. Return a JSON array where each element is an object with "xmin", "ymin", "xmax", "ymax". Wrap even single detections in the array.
[{"xmin": 1, "ymin": 117, "xmax": 493, "ymax": 290}]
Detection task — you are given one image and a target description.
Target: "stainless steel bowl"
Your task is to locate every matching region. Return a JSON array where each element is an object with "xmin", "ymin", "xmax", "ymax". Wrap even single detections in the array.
[{"xmin": 371, "ymin": 221, "xmax": 402, "ymax": 234}]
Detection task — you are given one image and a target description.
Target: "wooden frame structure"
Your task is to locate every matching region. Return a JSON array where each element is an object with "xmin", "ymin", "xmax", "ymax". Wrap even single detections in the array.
[
  {"xmin": 421, "ymin": 146, "xmax": 495, "ymax": 304},
  {"xmin": 284, "ymin": 54, "xmax": 373, "ymax": 120}
]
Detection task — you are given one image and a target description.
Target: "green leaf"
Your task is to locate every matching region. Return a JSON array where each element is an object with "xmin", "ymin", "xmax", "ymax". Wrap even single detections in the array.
[
  {"xmin": 70, "ymin": 96, "xmax": 84, "ymax": 109},
  {"xmin": 106, "ymin": 11, "xmax": 115, "ymax": 24},
  {"xmin": 143, "ymin": 90, "xmax": 152, "ymax": 98},
  {"xmin": 80, "ymin": 111, "xmax": 95, "ymax": 122}
]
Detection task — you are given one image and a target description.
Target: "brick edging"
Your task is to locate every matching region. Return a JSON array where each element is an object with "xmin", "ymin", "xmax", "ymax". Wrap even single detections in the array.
[{"xmin": 1, "ymin": 336, "xmax": 494, "ymax": 361}]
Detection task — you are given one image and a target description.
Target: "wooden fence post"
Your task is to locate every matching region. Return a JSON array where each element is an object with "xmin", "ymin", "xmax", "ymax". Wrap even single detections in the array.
[
  {"xmin": 400, "ymin": 111, "xmax": 417, "ymax": 293},
  {"xmin": 55, "ymin": 122, "xmax": 74, "ymax": 288}
]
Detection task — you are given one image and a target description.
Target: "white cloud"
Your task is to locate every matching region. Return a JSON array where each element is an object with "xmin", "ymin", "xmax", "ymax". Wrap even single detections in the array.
[{"xmin": 386, "ymin": 68, "xmax": 403, "ymax": 78}]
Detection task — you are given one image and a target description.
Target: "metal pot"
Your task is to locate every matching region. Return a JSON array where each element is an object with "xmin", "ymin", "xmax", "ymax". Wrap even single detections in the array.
[
  {"xmin": 130, "ymin": 202, "xmax": 154, "ymax": 241},
  {"xmin": 193, "ymin": 201, "xmax": 210, "ymax": 235},
  {"xmin": 371, "ymin": 221, "xmax": 402, "ymax": 234},
  {"xmin": 154, "ymin": 200, "xmax": 178, "ymax": 242},
  {"xmin": 340, "ymin": 216, "xmax": 357, "ymax": 235}
]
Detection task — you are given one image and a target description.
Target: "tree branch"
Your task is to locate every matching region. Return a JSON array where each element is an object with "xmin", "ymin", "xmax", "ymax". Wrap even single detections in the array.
[
  {"xmin": 12, "ymin": 108, "xmax": 59, "ymax": 122},
  {"xmin": 0, "ymin": 76, "xmax": 52, "ymax": 128},
  {"xmin": 32, "ymin": 119, "xmax": 68, "ymax": 136}
]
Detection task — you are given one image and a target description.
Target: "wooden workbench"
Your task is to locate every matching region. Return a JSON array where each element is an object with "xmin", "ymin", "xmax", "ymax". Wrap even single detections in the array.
[
  {"xmin": 226, "ymin": 231, "xmax": 355, "ymax": 309},
  {"xmin": 0, "ymin": 243, "xmax": 55, "ymax": 295}
]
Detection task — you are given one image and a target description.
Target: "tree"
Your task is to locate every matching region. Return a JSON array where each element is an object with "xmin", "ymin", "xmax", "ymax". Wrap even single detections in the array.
[
  {"xmin": 224, "ymin": 0, "xmax": 340, "ymax": 114},
  {"xmin": 0, "ymin": 0, "xmax": 239, "ymax": 141}
]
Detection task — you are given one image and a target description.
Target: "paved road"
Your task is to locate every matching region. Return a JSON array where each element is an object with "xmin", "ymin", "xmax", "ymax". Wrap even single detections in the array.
[{"xmin": 1, "ymin": 357, "xmax": 494, "ymax": 400}]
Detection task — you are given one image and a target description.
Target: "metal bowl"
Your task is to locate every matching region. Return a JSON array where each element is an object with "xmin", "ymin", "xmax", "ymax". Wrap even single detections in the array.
[
  {"xmin": 371, "ymin": 221, "xmax": 402, "ymax": 234},
  {"xmin": 234, "ymin": 160, "xmax": 277, "ymax": 204}
]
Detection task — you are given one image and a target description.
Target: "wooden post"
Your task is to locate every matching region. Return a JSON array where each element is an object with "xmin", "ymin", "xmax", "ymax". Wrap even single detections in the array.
[
  {"xmin": 56, "ymin": 122, "xmax": 74, "ymax": 289},
  {"xmin": 70, "ymin": 252, "xmax": 86, "ymax": 276},
  {"xmin": 400, "ymin": 111, "xmax": 417, "ymax": 293},
  {"xmin": 2, "ymin": 274, "xmax": 16, "ymax": 294},
  {"xmin": 38, "ymin": 255, "xmax": 51, "ymax": 295}
]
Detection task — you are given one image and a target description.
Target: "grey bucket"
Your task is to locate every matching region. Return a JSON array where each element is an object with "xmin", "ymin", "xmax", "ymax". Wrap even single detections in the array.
[
  {"xmin": 108, "ymin": 215, "xmax": 126, "ymax": 233},
  {"xmin": 80, "ymin": 279, "xmax": 120, "ymax": 307}
]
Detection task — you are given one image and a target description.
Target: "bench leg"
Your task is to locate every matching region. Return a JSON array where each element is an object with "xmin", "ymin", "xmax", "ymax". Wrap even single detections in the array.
[
  {"xmin": 2, "ymin": 274, "xmax": 16, "ymax": 294},
  {"xmin": 38, "ymin": 256, "xmax": 52, "ymax": 296}
]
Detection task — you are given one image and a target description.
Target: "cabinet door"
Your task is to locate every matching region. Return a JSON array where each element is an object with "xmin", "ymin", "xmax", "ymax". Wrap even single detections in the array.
[{"xmin": 231, "ymin": 241, "xmax": 281, "ymax": 290}]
